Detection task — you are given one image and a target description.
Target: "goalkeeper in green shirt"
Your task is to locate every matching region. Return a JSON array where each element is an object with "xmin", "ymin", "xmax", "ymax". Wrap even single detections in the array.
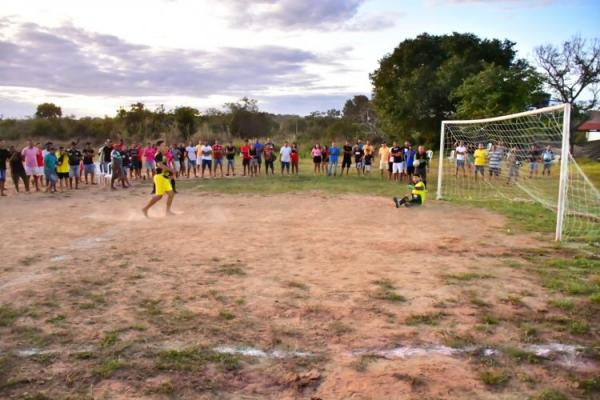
[{"xmin": 393, "ymin": 175, "xmax": 427, "ymax": 208}]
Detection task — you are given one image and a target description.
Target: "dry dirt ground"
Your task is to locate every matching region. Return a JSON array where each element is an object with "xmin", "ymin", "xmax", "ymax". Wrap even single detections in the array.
[{"xmin": 0, "ymin": 184, "xmax": 598, "ymax": 399}]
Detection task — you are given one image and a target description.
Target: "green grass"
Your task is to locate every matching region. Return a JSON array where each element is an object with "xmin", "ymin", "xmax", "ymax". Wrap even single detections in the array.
[
  {"xmin": 443, "ymin": 272, "xmax": 493, "ymax": 283},
  {"xmin": 530, "ymin": 389, "xmax": 569, "ymax": 400},
  {"xmin": 0, "ymin": 305, "xmax": 20, "ymax": 326},
  {"xmin": 405, "ymin": 312, "xmax": 446, "ymax": 326},
  {"xmin": 351, "ymin": 355, "xmax": 382, "ymax": 372},
  {"xmin": 94, "ymin": 358, "xmax": 126, "ymax": 377},
  {"xmin": 218, "ymin": 310, "xmax": 235, "ymax": 320},
  {"xmin": 286, "ymin": 280, "xmax": 309, "ymax": 290},
  {"xmin": 156, "ymin": 347, "xmax": 241, "ymax": 372},
  {"xmin": 100, "ymin": 331, "xmax": 119, "ymax": 348},
  {"xmin": 503, "ymin": 346, "xmax": 541, "ymax": 364},
  {"xmin": 480, "ymin": 370, "xmax": 510, "ymax": 387},
  {"xmin": 211, "ymin": 263, "xmax": 247, "ymax": 276}
]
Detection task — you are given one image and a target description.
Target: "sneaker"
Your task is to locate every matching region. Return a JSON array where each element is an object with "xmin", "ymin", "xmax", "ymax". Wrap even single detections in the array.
[{"xmin": 393, "ymin": 197, "xmax": 399, "ymax": 208}]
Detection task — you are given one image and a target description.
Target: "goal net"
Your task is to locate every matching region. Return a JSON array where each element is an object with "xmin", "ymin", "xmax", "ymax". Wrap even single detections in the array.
[{"xmin": 436, "ymin": 104, "xmax": 600, "ymax": 242}]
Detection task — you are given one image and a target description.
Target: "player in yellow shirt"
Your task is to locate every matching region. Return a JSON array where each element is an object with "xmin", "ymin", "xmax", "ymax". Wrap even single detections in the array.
[
  {"xmin": 393, "ymin": 175, "xmax": 427, "ymax": 208},
  {"xmin": 55, "ymin": 146, "xmax": 70, "ymax": 191},
  {"xmin": 473, "ymin": 143, "xmax": 488, "ymax": 181}
]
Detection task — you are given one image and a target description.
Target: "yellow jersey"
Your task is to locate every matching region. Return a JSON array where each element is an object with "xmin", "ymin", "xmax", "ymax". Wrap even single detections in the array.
[
  {"xmin": 378, "ymin": 146, "xmax": 390, "ymax": 162},
  {"xmin": 474, "ymin": 149, "xmax": 488, "ymax": 166},
  {"xmin": 56, "ymin": 152, "xmax": 70, "ymax": 173},
  {"xmin": 412, "ymin": 181, "xmax": 427, "ymax": 204}
]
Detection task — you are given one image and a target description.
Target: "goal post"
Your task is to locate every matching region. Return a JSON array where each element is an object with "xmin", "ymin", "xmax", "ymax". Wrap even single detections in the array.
[{"xmin": 436, "ymin": 103, "xmax": 599, "ymax": 242}]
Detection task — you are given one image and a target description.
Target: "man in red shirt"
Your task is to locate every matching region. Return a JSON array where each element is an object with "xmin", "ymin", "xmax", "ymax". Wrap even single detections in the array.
[
  {"xmin": 240, "ymin": 139, "xmax": 251, "ymax": 177},
  {"xmin": 212, "ymin": 139, "xmax": 224, "ymax": 178}
]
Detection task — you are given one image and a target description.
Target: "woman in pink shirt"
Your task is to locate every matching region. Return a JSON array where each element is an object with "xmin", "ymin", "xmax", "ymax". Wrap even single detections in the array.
[
  {"xmin": 311, "ymin": 144, "xmax": 323, "ymax": 174},
  {"xmin": 143, "ymin": 143, "xmax": 156, "ymax": 179},
  {"xmin": 21, "ymin": 140, "xmax": 40, "ymax": 191}
]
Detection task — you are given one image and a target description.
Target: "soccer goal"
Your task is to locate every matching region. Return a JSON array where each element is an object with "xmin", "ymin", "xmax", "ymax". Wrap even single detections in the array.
[{"xmin": 436, "ymin": 103, "xmax": 600, "ymax": 242}]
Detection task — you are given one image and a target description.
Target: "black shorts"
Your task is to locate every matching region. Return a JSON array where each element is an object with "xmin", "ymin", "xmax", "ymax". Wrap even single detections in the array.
[
  {"xmin": 243, "ymin": 159, "xmax": 250, "ymax": 166},
  {"xmin": 407, "ymin": 166, "xmax": 415, "ymax": 175},
  {"xmin": 58, "ymin": 172, "xmax": 69, "ymax": 179},
  {"xmin": 342, "ymin": 157, "xmax": 352, "ymax": 168},
  {"xmin": 132, "ymin": 160, "xmax": 141, "ymax": 170},
  {"xmin": 388, "ymin": 162, "xmax": 393, "ymax": 172},
  {"xmin": 313, "ymin": 156, "xmax": 322, "ymax": 164}
]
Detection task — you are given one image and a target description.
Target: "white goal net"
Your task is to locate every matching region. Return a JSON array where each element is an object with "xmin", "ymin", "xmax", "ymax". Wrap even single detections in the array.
[{"xmin": 436, "ymin": 104, "xmax": 600, "ymax": 242}]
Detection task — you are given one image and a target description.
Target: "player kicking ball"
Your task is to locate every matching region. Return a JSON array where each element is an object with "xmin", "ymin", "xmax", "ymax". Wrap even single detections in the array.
[
  {"xmin": 142, "ymin": 140, "xmax": 176, "ymax": 218},
  {"xmin": 393, "ymin": 175, "xmax": 427, "ymax": 208}
]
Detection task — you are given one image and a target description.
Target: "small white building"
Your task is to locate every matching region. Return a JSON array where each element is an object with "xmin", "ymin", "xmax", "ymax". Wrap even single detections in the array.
[{"xmin": 577, "ymin": 111, "xmax": 600, "ymax": 141}]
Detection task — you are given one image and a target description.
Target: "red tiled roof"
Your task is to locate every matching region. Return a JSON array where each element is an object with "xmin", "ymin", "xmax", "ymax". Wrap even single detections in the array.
[{"xmin": 578, "ymin": 121, "xmax": 600, "ymax": 131}]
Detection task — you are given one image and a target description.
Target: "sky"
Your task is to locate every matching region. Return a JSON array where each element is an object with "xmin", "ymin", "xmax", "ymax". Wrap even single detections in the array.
[{"xmin": 0, "ymin": 0, "xmax": 598, "ymax": 118}]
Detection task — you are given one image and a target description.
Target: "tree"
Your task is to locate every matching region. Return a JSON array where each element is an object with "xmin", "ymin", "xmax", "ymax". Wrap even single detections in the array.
[
  {"xmin": 535, "ymin": 36, "xmax": 600, "ymax": 114},
  {"xmin": 343, "ymin": 95, "xmax": 371, "ymax": 123},
  {"xmin": 35, "ymin": 103, "xmax": 62, "ymax": 119},
  {"xmin": 174, "ymin": 106, "xmax": 199, "ymax": 140},
  {"xmin": 370, "ymin": 32, "xmax": 519, "ymax": 146},
  {"xmin": 452, "ymin": 62, "xmax": 548, "ymax": 119},
  {"xmin": 226, "ymin": 98, "xmax": 275, "ymax": 139}
]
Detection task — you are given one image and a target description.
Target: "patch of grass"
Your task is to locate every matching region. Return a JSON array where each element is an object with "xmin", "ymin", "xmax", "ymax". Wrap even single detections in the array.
[
  {"xmin": 530, "ymin": 389, "xmax": 569, "ymax": 400},
  {"xmin": 500, "ymin": 294, "xmax": 525, "ymax": 307},
  {"xmin": 351, "ymin": 355, "xmax": 381, "ymax": 372},
  {"xmin": 46, "ymin": 314, "xmax": 66, "ymax": 324},
  {"xmin": 470, "ymin": 297, "xmax": 489, "ymax": 308},
  {"xmin": 140, "ymin": 299, "xmax": 163, "ymax": 316},
  {"xmin": 405, "ymin": 312, "xmax": 446, "ymax": 326},
  {"xmin": 521, "ymin": 325, "xmax": 539, "ymax": 343},
  {"xmin": 13, "ymin": 326, "xmax": 52, "ymax": 347},
  {"xmin": 548, "ymin": 298, "xmax": 575, "ymax": 311},
  {"xmin": 568, "ymin": 320, "xmax": 590, "ymax": 335},
  {"xmin": 21, "ymin": 394, "xmax": 53, "ymax": 400},
  {"xmin": 589, "ymin": 292, "xmax": 600, "ymax": 304},
  {"xmin": 481, "ymin": 314, "xmax": 500, "ymax": 326},
  {"xmin": 372, "ymin": 279, "xmax": 406, "ymax": 303},
  {"xmin": 442, "ymin": 332, "xmax": 476, "ymax": 349},
  {"xmin": 503, "ymin": 346, "xmax": 540, "ymax": 364},
  {"xmin": 286, "ymin": 280, "xmax": 309, "ymax": 290},
  {"xmin": 329, "ymin": 321, "xmax": 353, "ymax": 336},
  {"xmin": 372, "ymin": 279, "xmax": 395, "ymax": 291},
  {"xmin": 480, "ymin": 370, "xmax": 510, "ymax": 387},
  {"xmin": 31, "ymin": 353, "xmax": 56, "ymax": 366},
  {"xmin": 392, "ymin": 373, "xmax": 426, "ymax": 389},
  {"xmin": 577, "ymin": 377, "xmax": 600, "ymax": 394},
  {"xmin": 218, "ymin": 310, "xmax": 235, "ymax": 321},
  {"xmin": 156, "ymin": 347, "xmax": 241, "ymax": 372},
  {"xmin": 94, "ymin": 358, "xmax": 126, "ymax": 377},
  {"xmin": 100, "ymin": 331, "xmax": 119, "ymax": 348},
  {"xmin": 0, "ymin": 304, "xmax": 20, "ymax": 326},
  {"xmin": 443, "ymin": 272, "xmax": 493, "ymax": 283},
  {"xmin": 174, "ymin": 309, "xmax": 196, "ymax": 321},
  {"xmin": 211, "ymin": 263, "xmax": 247, "ymax": 276},
  {"xmin": 19, "ymin": 255, "xmax": 41, "ymax": 266},
  {"xmin": 73, "ymin": 351, "xmax": 96, "ymax": 360}
]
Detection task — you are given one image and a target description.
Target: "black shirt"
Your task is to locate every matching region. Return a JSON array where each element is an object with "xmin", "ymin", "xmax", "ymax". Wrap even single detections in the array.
[
  {"xmin": 122, "ymin": 151, "xmax": 131, "ymax": 167},
  {"xmin": 528, "ymin": 150, "xmax": 540, "ymax": 162},
  {"xmin": 353, "ymin": 146, "xmax": 364, "ymax": 162},
  {"xmin": 9, "ymin": 152, "xmax": 25, "ymax": 174},
  {"xmin": 178, "ymin": 146, "xmax": 186, "ymax": 162},
  {"xmin": 128, "ymin": 148, "xmax": 139, "ymax": 161},
  {"xmin": 225, "ymin": 145, "xmax": 236, "ymax": 160},
  {"xmin": 0, "ymin": 148, "xmax": 10, "ymax": 170},
  {"xmin": 155, "ymin": 151, "xmax": 170, "ymax": 177},
  {"xmin": 102, "ymin": 146, "xmax": 113, "ymax": 162},
  {"xmin": 67, "ymin": 148, "xmax": 82, "ymax": 166},
  {"xmin": 249, "ymin": 148, "xmax": 257, "ymax": 158},
  {"xmin": 391, "ymin": 146, "xmax": 403, "ymax": 163},
  {"xmin": 343, "ymin": 145, "xmax": 352, "ymax": 158},
  {"xmin": 82, "ymin": 148, "xmax": 94, "ymax": 165},
  {"xmin": 415, "ymin": 152, "xmax": 428, "ymax": 169}
]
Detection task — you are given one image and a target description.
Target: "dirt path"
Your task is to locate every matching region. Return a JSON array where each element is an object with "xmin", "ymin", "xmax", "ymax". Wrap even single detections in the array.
[{"xmin": 0, "ymin": 185, "xmax": 596, "ymax": 399}]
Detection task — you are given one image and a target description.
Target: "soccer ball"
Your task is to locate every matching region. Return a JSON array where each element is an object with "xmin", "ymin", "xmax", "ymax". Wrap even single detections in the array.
[{"xmin": 413, "ymin": 159, "xmax": 420, "ymax": 168}]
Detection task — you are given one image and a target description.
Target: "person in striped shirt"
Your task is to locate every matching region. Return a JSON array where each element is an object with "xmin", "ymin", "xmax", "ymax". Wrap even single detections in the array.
[{"xmin": 488, "ymin": 144, "xmax": 503, "ymax": 179}]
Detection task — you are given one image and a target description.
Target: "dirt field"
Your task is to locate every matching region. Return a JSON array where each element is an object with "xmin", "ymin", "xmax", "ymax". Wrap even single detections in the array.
[{"xmin": 0, "ymin": 184, "xmax": 598, "ymax": 399}]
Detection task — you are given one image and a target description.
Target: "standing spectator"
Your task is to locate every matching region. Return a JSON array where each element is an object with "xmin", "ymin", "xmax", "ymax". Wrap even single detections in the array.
[
  {"xmin": 178, "ymin": 143, "xmax": 186, "ymax": 177},
  {"xmin": 128, "ymin": 144, "xmax": 142, "ymax": 180},
  {"xmin": 200, "ymin": 140, "xmax": 213, "ymax": 178},
  {"xmin": 353, "ymin": 141, "xmax": 364, "ymax": 176},
  {"xmin": 290, "ymin": 143, "xmax": 299, "ymax": 175},
  {"xmin": 253, "ymin": 139, "xmax": 263, "ymax": 175},
  {"xmin": 249, "ymin": 143, "xmax": 258, "ymax": 177},
  {"xmin": 121, "ymin": 144, "xmax": 132, "ymax": 187},
  {"xmin": 414, "ymin": 145, "xmax": 430, "ymax": 185},
  {"xmin": 280, "ymin": 142, "xmax": 292, "ymax": 175},
  {"xmin": 341, "ymin": 140, "xmax": 353, "ymax": 176},
  {"xmin": 542, "ymin": 145, "xmax": 554, "ymax": 176},
  {"xmin": 56, "ymin": 146, "xmax": 70, "ymax": 191},
  {"xmin": 390, "ymin": 142, "xmax": 403, "ymax": 181},
  {"xmin": 322, "ymin": 145, "xmax": 329, "ymax": 174},
  {"xmin": 378, "ymin": 142, "xmax": 390, "ymax": 178},
  {"xmin": 171, "ymin": 144, "xmax": 182, "ymax": 178},
  {"xmin": 473, "ymin": 143, "xmax": 487, "ymax": 181},
  {"xmin": 328, "ymin": 141, "xmax": 340, "ymax": 176},
  {"xmin": 22, "ymin": 140, "xmax": 40, "ymax": 191},
  {"xmin": 35, "ymin": 142, "xmax": 45, "ymax": 186},
  {"xmin": 185, "ymin": 141, "xmax": 198, "ymax": 178},
  {"xmin": 82, "ymin": 142, "xmax": 96, "ymax": 185},
  {"xmin": 405, "ymin": 144, "xmax": 416, "ymax": 179},
  {"xmin": 455, "ymin": 140, "xmax": 467, "ymax": 177},
  {"xmin": 311, "ymin": 144, "xmax": 323, "ymax": 174},
  {"xmin": 99, "ymin": 139, "xmax": 113, "ymax": 175},
  {"xmin": 143, "ymin": 142, "xmax": 156, "ymax": 179},
  {"xmin": 43, "ymin": 145, "xmax": 58, "ymax": 193},
  {"xmin": 240, "ymin": 140, "xmax": 251, "ymax": 176},
  {"xmin": 110, "ymin": 146, "xmax": 128, "ymax": 189},
  {"xmin": 0, "ymin": 140, "xmax": 10, "ymax": 196},
  {"xmin": 363, "ymin": 140, "xmax": 374, "ymax": 174},
  {"xmin": 225, "ymin": 141, "xmax": 236, "ymax": 176},
  {"xmin": 10, "ymin": 145, "xmax": 29, "ymax": 192},
  {"xmin": 528, "ymin": 144, "xmax": 540, "ymax": 179},
  {"xmin": 363, "ymin": 150, "xmax": 373, "ymax": 175},
  {"xmin": 263, "ymin": 141, "xmax": 275, "ymax": 175},
  {"xmin": 506, "ymin": 147, "xmax": 520, "ymax": 185},
  {"xmin": 466, "ymin": 143, "xmax": 475, "ymax": 174},
  {"xmin": 212, "ymin": 140, "xmax": 224, "ymax": 178},
  {"xmin": 67, "ymin": 141, "xmax": 82, "ymax": 189},
  {"xmin": 488, "ymin": 144, "xmax": 503, "ymax": 179}
]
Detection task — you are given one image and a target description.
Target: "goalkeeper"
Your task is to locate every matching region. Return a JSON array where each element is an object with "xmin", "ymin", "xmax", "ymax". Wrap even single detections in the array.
[{"xmin": 393, "ymin": 175, "xmax": 427, "ymax": 208}]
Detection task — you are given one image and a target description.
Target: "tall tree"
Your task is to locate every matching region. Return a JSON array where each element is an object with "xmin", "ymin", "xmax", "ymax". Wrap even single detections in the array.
[
  {"xmin": 535, "ymin": 36, "xmax": 600, "ymax": 115},
  {"xmin": 35, "ymin": 103, "xmax": 62, "ymax": 119},
  {"xmin": 370, "ymin": 33, "xmax": 518, "ymax": 145},
  {"xmin": 174, "ymin": 106, "xmax": 199, "ymax": 140}
]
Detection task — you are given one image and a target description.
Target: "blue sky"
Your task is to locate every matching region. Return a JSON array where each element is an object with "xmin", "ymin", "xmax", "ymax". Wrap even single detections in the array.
[{"xmin": 0, "ymin": 0, "xmax": 597, "ymax": 118}]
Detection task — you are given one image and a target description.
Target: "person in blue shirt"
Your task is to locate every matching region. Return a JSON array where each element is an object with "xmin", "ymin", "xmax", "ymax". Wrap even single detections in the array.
[
  {"xmin": 253, "ymin": 139, "xmax": 263, "ymax": 174},
  {"xmin": 405, "ymin": 144, "xmax": 416, "ymax": 178},
  {"xmin": 328, "ymin": 142, "xmax": 340, "ymax": 176},
  {"xmin": 43, "ymin": 145, "xmax": 58, "ymax": 193}
]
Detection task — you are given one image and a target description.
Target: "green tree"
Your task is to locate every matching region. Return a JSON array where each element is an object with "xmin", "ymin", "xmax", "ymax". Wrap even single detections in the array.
[
  {"xmin": 370, "ymin": 32, "xmax": 518, "ymax": 146},
  {"xmin": 174, "ymin": 106, "xmax": 199, "ymax": 140},
  {"xmin": 452, "ymin": 62, "xmax": 548, "ymax": 119},
  {"xmin": 343, "ymin": 95, "xmax": 371, "ymax": 123},
  {"xmin": 35, "ymin": 103, "xmax": 62, "ymax": 119}
]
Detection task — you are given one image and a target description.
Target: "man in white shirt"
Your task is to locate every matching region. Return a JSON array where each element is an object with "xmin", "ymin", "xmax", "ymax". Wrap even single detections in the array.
[
  {"xmin": 280, "ymin": 142, "xmax": 292, "ymax": 175},
  {"xmin": 455, "ymin": 140, "xmax": 467, "ymax": 177},
  {"xmin": 200, "ymin": 141, "xmax": 213, "ymax": 178},
  {"xmin": 185, "ymin": 141, "xmax": 197, "ymax": 178}
]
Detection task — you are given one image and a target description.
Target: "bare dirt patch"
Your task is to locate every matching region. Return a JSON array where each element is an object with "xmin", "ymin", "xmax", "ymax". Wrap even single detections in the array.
[{"xmin": 0, "ymin": 185, "xmax": 597, "ymax": 399}]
